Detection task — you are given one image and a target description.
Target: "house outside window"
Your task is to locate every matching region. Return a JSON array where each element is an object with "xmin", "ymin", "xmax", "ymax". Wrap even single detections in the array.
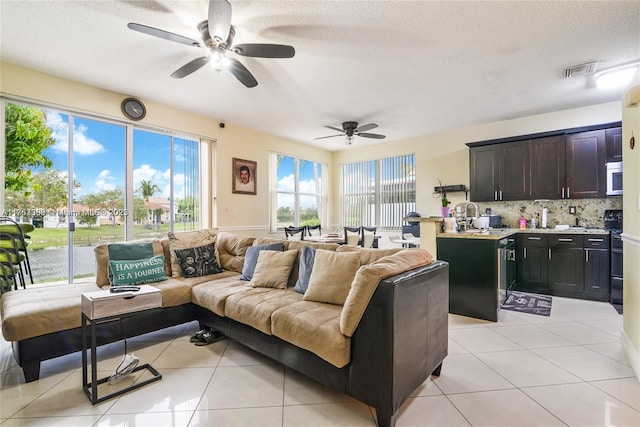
[
  {"xmin": 341, "ymin": 154, "xmax": 415, "ymax": 229},
  {"xmin": 273, "ymin": 153, "xmax": 324, "ymax": 230}
]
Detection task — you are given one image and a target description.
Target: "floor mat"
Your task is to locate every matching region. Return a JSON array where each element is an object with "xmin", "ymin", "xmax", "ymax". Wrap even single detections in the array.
[{"xmin": 501, "ymin": 291, "xmax": 552, "ymax": 316}]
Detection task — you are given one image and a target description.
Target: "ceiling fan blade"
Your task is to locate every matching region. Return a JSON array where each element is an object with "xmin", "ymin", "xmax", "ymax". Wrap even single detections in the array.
[
  {"xmin": 127, "ymin": 23, "xmax": 201, "ymax": 47},
  {"xmin": 355, "ymin": 123, "xmax": 378, "ymax": 133},
  {"xmin": 226, "ymin": 57, "xmax": 258, "ymax": 88},
  {"xmin": 208, "ymin": 0, "xmax": 232, "ymax": 42},
  {"xmin": 170, "ymin": 56, "xmax": 210, "ymax": 78},
  {"xmin": 358, "ymin": 133, "xmax": 386, "ymax": 139},
  {"xmin": 314, "ymin": 134, "xmax": 344, "ymax": 140},
  {"xmin": 324, "ymin": 125, "xmax": 345, "ymax": 133},
  {"xmin": 231, "ymin": 44, "xmax": 295, "ymax": 58}
]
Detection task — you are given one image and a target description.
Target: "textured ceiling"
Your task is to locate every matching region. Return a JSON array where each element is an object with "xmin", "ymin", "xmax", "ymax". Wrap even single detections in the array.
[{"xmin": 1, "ymin": 1, "xmax": 639, "ymax": 151}]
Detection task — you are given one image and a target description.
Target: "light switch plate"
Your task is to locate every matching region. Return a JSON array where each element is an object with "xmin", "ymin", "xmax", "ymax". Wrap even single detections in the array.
[{"xmin": 569, "ymin": 206, "xmax": 576, "ymax": 214}]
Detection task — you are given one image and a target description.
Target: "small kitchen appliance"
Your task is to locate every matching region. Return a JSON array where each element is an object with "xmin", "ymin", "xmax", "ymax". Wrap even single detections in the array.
[{"xmin": 604, "ymin": 209, "xmax": 623, "ymax": 306}]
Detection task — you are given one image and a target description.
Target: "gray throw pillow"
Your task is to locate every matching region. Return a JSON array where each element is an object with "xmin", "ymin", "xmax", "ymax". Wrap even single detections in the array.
[
  {"xmin": 294, "ymin": 246, "xmax": 316, "ymax": 293},
  {"xmin": 240, "ymin": 242, "xmax": 285, "ymax": 281},
  {"xmin": 174, "ymin": 243, "xmax": 223, "ymax": 278}
]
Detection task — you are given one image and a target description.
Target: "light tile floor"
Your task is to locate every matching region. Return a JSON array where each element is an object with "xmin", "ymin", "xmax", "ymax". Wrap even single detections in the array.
[{"xmin": 1, "ymin": 296, "xmax": 639, "ymax": 426}]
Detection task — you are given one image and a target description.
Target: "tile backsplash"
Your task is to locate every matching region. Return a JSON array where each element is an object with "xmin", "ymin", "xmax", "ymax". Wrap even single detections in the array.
[{"xmin": 480, "ymin": 198, "xmax": 623, "ymax": 229}]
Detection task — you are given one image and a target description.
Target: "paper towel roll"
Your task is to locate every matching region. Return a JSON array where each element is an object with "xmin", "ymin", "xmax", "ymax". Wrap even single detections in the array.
[{"xmin": 541, "ymin": 208, "xmax": 548, "ymax": 228}]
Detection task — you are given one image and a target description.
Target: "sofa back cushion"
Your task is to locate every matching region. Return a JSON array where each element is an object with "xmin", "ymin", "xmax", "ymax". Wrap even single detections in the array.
[
  {"xmin": 216, "ymin": 232, "xmax": 256, "ymax": 273},
  {"xmin": 167, "ymin": 229, "xmax": 218, "ymax": 278},
  {"xmin": 336, "ymin": 246, "xmax": 403, "ymax": 266},
  {"xmin": 94, "ymin": 239, "xmax": 167, "ymax": 287},
  {"xmin": 303, "ymin": 250, "xmax": 361, "ymax": 305},
  {"xmin": 340, "ymin": 249, "xmax": 434, "ymax": 337}
]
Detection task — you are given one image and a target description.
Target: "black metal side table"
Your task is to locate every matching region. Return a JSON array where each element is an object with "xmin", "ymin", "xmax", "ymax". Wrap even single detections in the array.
[{"xmin": 81, "ymin": 287, "xmax": 163, "ymax": 404}]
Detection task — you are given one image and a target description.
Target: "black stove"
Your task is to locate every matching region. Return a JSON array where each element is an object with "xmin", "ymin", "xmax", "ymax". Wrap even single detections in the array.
[{"xmin": 604, "ymin": 210, "xmax": 623, "ymax": 306}]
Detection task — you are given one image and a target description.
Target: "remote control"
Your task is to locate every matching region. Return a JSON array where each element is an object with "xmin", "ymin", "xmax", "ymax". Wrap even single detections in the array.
[{"xmin": 110, "ymin": 286, "xmax": 141, "ymax": 293}]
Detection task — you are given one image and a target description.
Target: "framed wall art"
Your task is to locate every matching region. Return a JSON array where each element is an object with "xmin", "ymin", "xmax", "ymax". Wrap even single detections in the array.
[{"xmin": 232, "ymin": 158, "xmax": 257, "ymax": 195}]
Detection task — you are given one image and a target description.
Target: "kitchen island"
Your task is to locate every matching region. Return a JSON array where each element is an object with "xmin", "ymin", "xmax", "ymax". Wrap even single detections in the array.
[
  {"xmin": 437, "ymin": 227, "xmax": 610, "ymax": 321},
  {"xmin": 437, "ymin": 229, "xmax": 518, "ymax": 321}
]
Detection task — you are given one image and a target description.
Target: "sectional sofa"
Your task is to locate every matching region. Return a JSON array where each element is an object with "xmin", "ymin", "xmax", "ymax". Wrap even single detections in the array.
[{"xmin": 0, "ymin": 230, "xmax": 449, "ymax": 427}]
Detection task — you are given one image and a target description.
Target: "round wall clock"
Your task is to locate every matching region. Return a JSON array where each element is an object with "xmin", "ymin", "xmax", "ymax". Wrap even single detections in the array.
[{"xmin": 121, "ymin": 97, "xmax": 146, "ymax": 121}]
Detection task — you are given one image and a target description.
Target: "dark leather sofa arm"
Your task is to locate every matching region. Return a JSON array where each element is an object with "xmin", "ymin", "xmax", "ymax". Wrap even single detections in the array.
[{"xmin": 349, "ymin": 260, "xmax": 449, "ymax": 427}]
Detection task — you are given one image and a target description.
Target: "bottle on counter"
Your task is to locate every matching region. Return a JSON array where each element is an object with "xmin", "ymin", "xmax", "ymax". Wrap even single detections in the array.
[
  {"xmin": 531, "ymin": 217, "xmax": 537, "ymax": 229},
  {"xmin": 519, "ymin": 216, "xmax": 527, "ymax": 229}
]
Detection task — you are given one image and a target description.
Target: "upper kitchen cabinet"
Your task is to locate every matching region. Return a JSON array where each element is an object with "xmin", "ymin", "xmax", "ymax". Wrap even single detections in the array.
[
  {"xmin": 529, "ymin": 135, "xmax": 565, "ymax": 200},
  {"xmin": 468, "ymin": 122, "xmax": 618, "ymax": 202},
  {"xmin": 469, "ymin": 141, "xmax": 529, "ymax": 202},
  {"xmin": 565, "ymin": 129, "xmax": 606, "ymax": 198},
  {"xmin": 605, "ymin": 127, "xmax": 622, "ymax": 163}
]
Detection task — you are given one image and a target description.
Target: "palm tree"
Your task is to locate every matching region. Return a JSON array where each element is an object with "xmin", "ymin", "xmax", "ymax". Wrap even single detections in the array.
[{"xmin": 138, "ymin": 180, "xmax": 161, "ymax": 202}]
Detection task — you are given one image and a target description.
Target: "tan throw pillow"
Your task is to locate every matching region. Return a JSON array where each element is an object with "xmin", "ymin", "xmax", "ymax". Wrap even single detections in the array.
[
  {"xmin": 303, "ymin": 250, "xmax": 361, "ymax": 305},
  {"xmin": 168, "ymin": 229, "xmax": 218, "ymax": 278},
  {"xmin": 250, "ymin": 249, "xmax": 298, "ymax": 289}
]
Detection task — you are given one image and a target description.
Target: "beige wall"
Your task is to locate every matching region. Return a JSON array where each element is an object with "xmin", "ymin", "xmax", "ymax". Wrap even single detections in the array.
[
  {"xmin": 331, "ymin": 102, "xmax": 622, "ymax": 226},
  {"xmin": 0, "ymin": 62, "xmax": 332, "ymax": 236},
  {"xmin": 621, "ymin": 81, "xmax": 640, "ymax": 379}
]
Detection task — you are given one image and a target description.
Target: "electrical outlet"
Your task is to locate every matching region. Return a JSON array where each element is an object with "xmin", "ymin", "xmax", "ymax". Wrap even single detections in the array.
[
  {"xmin": 232, "ymin": 208, "xmax": 238, "ymax": 217},
  {"xmin": 569, "ymin": 206, "xmax": 576, "ymax": 214}
]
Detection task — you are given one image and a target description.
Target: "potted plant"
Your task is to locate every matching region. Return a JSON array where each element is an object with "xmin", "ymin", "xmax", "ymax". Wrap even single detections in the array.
[{"xmin": 440, "ymin": 192, "xmax": 450, "ymax": 217}]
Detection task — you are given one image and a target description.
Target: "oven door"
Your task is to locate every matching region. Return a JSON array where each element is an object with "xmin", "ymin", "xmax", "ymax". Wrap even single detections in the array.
[{"xmin": 606, "ymin": 162, "xmax": 623, "ymax": 196}]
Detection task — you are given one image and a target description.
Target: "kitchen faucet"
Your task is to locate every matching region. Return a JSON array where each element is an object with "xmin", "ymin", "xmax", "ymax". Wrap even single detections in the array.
[
  {"xmin": 465, "ymin": 202, "xmax": 479, "ymax": 220},
  {"xmin": 453, "ymin": 202, "xmax": 480, "ymax": 231}
]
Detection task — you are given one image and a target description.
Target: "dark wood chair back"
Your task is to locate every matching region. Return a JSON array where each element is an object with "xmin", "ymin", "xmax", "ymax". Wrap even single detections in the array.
[{"xmin": 284, "ymin": 226, "xmax": 305, "ymax": 240}]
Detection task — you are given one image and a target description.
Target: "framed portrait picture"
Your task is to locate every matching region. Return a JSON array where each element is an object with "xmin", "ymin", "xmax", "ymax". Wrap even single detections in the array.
[{"xmin": 232, "ymin": 158, "xmax": 257, "ymax": 195}]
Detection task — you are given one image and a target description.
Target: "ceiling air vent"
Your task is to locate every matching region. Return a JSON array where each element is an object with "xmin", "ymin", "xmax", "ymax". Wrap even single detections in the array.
[{"xmin": 563, "ymin": 61, "xmax": 600, "ymax": 78}]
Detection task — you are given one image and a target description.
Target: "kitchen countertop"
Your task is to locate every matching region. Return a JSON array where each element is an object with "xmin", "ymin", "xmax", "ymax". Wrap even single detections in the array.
[{"xmin": 437, "ymin": 227, "xmax": 609, "ymax": 240}]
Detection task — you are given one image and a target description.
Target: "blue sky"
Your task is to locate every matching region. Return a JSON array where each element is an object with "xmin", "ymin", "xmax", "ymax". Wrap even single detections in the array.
[{"xmin": 43, "ymin": 111, "xmax": 193, "ymax": 200}]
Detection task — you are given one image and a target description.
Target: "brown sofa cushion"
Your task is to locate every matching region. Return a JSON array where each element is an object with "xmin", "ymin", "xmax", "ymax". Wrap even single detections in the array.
[
  {"xmin": 340, "ymin": 249, "xmax": 434, "ymax": 337},
  {"xmin": 303, "ymin": 250, "xmax": 360, "ymax": 305},
  {"xmin": 225, "ymin": 287, "xmax": 303, "ymax": 335},
  {"xmin": 167, "ymin": 229, "xmax": 218, "ymax": 278},
  {"xmin": 271, "ymin": 301, "xmax": 350, "ymax": 368},
  {"xmin": 216, "ymin": 232, "xmax": 256, "ymax": 273},
  {"xmin": 336, "ymin": 246, "xmax": 403, "ymax": 265},
  {"xmin": 0, "ymin": 282, "xmax": 102, "ymax": 341},
  {"xmin": 190, "ymin": 275, "xmax": 247, "ymax": 316}
]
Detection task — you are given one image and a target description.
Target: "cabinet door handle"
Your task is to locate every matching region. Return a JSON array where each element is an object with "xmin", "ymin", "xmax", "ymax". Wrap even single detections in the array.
[
  {"xmin": 558, "ymin": 238, "xmax": 573, "ymax": 242},
  {"xmin": 523, "ymin": 248, "xmax": 527, "ymax": 258},
  {"xmin": 549, "ymin": 248, "xmax": 552, "ymax": 260},
  {"xmin": 585, "ymin": 248, "xmax": 589, "ymax": 262},
  {"xmin": 562, "ymin": 188, "xmax": 565, "ymax": 198},
  {"xmin": 567, "ymin": 187, "xmax": 570, "ymax": 198},
  {"xmin": 588, "ymin": 238, "xmax": 604, "ymax": 242},
  {"xmin": 527, "ymin": 237, "xmax": 542, "ymax": 240},
  {"xmin": 500, "ymin": 190, "xmax": 503, "ymax": 200},
  {"xmin": 494, "ymin": 190, "xmax": 498, "ymax": 201}
]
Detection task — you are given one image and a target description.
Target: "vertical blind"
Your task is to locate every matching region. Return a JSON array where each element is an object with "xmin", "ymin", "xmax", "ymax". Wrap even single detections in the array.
[{"xmin": 341, "ymin": 154, "xmax": 415, "ymax": 229}]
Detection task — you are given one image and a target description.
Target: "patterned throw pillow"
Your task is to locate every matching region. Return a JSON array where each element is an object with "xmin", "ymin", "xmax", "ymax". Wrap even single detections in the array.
[
  {"xmin": 174, "ymin": 243, "xmax": 223, "ymax": 278},
  {"xmin": 109, "ymin": 254, "xmax": 167, "ymax": 286}
]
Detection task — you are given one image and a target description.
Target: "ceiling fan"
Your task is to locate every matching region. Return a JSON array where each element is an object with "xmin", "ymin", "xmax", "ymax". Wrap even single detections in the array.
[
  {"xmin": 127, "ymin": 0, "xmax": 295, "ymax": 88},
  {"xmin": 315, "ymin": 121, "xmax": 386, "ymax": 144}
]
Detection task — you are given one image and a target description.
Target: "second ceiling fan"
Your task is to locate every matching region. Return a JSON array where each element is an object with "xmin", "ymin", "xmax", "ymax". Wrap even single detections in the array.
[
  {"xmin": 316, "ymin": 122, "xmax": 386, "ymax": 144},
  {"xmin": 128, "ymin": 0, "xmax": 295, "ymax": 88}
]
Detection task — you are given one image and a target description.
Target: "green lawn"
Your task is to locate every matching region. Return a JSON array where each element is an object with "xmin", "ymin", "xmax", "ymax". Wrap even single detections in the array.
[{"xmin": 26, "ymin": 223, "xmax": 194, "ymax": 250}]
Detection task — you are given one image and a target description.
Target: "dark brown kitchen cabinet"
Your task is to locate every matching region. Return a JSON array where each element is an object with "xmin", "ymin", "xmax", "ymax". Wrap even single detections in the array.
[
  {"xmin": 565, "ymin": 130, "xmax": 606, "ymax": 198},
  {"xmin": 469, "ymin": 141, "xmax": 529, "ymax": 202},
  {"xmin": 529, "ymin": 136, "xmax": 565, "ymax": 200},
  {"xmin": 605, "ymin": 127, "xmax": 623, "ymax": 162},
  {"xmin": 583, "ymin": 235, "xmax": 610, "ymax": 301},
  {"xmin": 548, "ymin": 234, "xmax": 584, "ymax": 297},
  {"xmin": 516, "ymin": 232, "xmax": 610, "ymax": 302},
  {"xmin": 516, "ymin": 234, "xmax": 548, "ymax": 294}
]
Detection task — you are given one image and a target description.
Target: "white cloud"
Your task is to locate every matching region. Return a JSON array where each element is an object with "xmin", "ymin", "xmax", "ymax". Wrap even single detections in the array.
[{"xmin": 46, "ymin": 112, "xmax": 106, "ymax": 155}]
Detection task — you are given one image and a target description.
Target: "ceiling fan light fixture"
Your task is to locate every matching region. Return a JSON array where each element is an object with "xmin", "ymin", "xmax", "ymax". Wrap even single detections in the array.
[{"xmin": 596, "ymin": 64, "xmax": 639, "ymax": 89}]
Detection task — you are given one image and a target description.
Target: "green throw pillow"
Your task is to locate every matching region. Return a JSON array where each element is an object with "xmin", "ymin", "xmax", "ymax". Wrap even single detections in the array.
[{"xmin": 109, "ymin": 254, "xmax": 167, "ymax": 286}]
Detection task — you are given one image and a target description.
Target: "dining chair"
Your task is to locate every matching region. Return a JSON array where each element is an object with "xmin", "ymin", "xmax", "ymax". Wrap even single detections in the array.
[
  {"xmin": 284, "ymin": 226, "xmax": 305, "ymax": 240},
  {"xmin": 0, "ymin": 217, "xmax": 33, "ymax": 284},
  {"xmin": 343, "ymin": 226, "xmax": 362, "ymax": 246},
  {"xmin": 362, "ymin": 226, "xmax": 377, "ymax": 248},
  {"xmin": 0, "ymin": 247, "xmax": 20, "ymax": 293},
  {"xmin": 305, "ymin": 224, "xmax": 322, "ymax": 237},
  {"xmin": 0, "ymin": 233, "xmax": 25, "ymax": 289}
]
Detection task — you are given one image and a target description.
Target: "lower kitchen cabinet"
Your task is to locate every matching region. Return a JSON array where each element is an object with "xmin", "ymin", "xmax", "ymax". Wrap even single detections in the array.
[{"xmin": 516, "ymin": 233, "xmax": 610, "ymax": 301}]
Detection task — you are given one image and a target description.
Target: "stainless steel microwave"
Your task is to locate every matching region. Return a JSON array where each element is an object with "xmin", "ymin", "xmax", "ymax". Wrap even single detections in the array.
[{"xmin": 606, "ymin": 161, "xmax": 623, "ymax": 196}]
